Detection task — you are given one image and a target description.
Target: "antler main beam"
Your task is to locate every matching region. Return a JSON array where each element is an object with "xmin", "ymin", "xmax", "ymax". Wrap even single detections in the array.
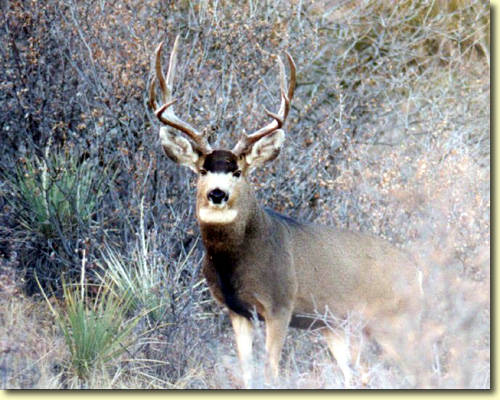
[
  {"xmin": 232, "ymin": 52, "xmax": 296, "ymax": 156},
  {"xmin": 149, "ymin": 36, "xmax": 212, "ymax": 154}
]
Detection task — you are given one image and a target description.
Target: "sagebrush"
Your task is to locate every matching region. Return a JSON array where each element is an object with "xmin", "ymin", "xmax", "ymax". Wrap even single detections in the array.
[{"xmin": 0, "ymin": 0, "xmax": 489, "ymax": 389}]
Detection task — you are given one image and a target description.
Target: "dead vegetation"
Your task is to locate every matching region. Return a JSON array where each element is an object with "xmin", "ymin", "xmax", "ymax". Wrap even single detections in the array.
[{"xmin": 0, "ymin": 0, "xmax": 489, "ymax": 389}]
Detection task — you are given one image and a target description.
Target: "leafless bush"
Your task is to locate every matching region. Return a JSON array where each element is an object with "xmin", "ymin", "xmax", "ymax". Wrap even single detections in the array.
[{"xmin": 0, "ymin": 0, "xmax": 489, "ymax": 389}]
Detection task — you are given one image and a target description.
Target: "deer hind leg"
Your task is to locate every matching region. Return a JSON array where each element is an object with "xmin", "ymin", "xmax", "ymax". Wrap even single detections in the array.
[
  {"xmin": 229, "ymin": 311, "xmax": 254, "ymax": 388},
  {"xmin": 322, "ymin": 328, "xmax": 356, "ymax": 388},
  {"xmin": 368, "ymin": 328, "xmax": 424, "ymax": 388}
]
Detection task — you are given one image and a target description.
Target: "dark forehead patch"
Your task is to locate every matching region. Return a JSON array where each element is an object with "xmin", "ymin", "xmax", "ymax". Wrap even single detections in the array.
[{"xmin": 203, "ymin": 150, "xmax": 239, "ymax": 173}]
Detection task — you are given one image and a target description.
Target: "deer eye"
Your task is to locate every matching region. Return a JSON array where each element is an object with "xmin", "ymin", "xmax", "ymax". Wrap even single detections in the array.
[
  {"xmin": 233, "ymin": 170, "xmax": 241, "ymax": 178},
  {"xmin": 200, "ymin": 169, "xmax": 207, "ymax": 176}
]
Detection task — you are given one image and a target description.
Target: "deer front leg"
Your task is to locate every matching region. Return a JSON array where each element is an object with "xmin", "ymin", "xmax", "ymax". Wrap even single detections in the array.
[
  {"xmin": 264, "ymin": 310, "xmax": 292, "ymax": 385},
  {"xmin": 229, "ymin": 311, "xmax": 254, "ymax": 388}
]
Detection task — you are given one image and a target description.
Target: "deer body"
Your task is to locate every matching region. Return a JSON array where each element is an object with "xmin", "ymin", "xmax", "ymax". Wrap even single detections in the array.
[
  {"xmin": 149, "ymin": 37, "xmax": 423, "ymax": 388},
  {"xmin": 201, "ymin": 193, "xmax": 418, "ymax": 328}
]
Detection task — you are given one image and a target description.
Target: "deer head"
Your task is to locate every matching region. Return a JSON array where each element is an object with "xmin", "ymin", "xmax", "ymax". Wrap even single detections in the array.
[{"xmin": 149, "ymin": 36, "xmax": 296, "ymax": 225}]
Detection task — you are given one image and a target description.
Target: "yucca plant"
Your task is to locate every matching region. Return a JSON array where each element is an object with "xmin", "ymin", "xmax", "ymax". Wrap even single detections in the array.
[
  {"xmin": 5, "ymin": 149, "xmax": 108, "ymax": 293},
  {"xmin": 14, "ymin": 153, "xmax": 102, "ymax": 237},
  {"xmin": 37, "ymin": 256, "xmax": 141, "ymax": 381},
  {"xmin": 98, "ymin": 199, "xmax": 172, "ymax": 324}
]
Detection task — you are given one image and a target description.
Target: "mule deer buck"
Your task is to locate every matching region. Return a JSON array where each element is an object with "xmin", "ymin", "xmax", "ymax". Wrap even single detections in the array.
[{"xmin": 148, "ymin": 36, "xmax": 424, "ymax": 388}]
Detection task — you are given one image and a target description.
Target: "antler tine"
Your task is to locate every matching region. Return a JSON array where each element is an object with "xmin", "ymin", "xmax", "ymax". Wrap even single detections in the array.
[
  {"xmin": 285, "ymin": 51, "xmax": 296, "ymax": 104},
  {"xmin": 149, "ymin": 36, "xmax": 212, "ymax": 154},
  {"xmin": 233, "ymin": 52, "xmax": 296, "ymax": 156}
]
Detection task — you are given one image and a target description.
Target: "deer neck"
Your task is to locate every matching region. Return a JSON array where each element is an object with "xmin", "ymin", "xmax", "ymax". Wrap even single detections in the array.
[{"xmin": 198, "ymin": 190, "xmax": 267, "ymax": 258}]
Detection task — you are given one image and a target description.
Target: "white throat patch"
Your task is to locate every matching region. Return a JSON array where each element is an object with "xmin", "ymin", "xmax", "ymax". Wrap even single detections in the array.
[{"xmin": 198, "ymin": 207, "xmax": 238, "ymax": 224}]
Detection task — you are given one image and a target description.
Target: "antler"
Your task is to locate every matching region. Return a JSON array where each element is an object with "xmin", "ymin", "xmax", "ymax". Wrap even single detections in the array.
[
  {"xmin": 149, "ymin": 36, "xmax": 212, "ymax": 154},
  {"xmin": 232, "ymin": 52, "xmax": 296, "ymax": 156}
]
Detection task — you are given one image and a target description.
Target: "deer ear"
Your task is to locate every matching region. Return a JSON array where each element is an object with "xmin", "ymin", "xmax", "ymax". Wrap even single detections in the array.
[
  {"xmin": 159, "ymin": 127, "xmax": 199, "ymax": 172},
  {"xmin": 244, "ymin": 129, "xmax": 285, "ymax": 169}
]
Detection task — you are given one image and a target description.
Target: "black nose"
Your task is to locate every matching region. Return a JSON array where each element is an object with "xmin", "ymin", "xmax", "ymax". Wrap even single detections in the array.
[{"xmin": 207, "ymin": 188, "xmax": 228, "ymax": 204}]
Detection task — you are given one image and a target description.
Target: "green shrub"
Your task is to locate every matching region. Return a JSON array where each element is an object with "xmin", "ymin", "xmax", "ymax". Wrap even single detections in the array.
[
  {"xmin": 0, "ymin": 0, "xmax": 489, "ymax": 389},
  {"xmin": 5, "ymin": 150, "xmax": 107, "ymax": 293},
  {"xmin": 37, "ymin": 260, "xmax": 141, "ymax": 381},
  {"xmin": 98, "ymin": 199, "xmax": 172, "ymax": 324},
  {"xmin": 14, "ymin": 156, "xmax": 100, "ymax": 237}
]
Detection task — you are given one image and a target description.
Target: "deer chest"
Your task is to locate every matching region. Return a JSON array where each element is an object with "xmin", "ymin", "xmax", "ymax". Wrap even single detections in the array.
[{"xmin": 202, "ymin": 253, "xmax": 258, "ymax": 320}]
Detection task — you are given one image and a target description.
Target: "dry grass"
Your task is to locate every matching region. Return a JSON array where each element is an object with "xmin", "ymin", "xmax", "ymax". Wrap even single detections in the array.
[
  {"xmin": 0, "ymin": 275, "xmax": 66, "ymax": 388},
  {"xmin": 0, "ymin": 0, "xmax": 490, "ymax": 389}
]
